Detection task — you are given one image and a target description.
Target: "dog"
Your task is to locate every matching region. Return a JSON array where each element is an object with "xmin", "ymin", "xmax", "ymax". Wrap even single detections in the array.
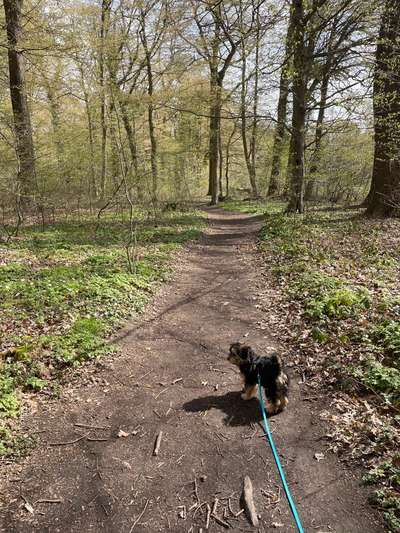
[{"xmin": 228, "ymin": 342, "xmax": 289, "ymax": 414}]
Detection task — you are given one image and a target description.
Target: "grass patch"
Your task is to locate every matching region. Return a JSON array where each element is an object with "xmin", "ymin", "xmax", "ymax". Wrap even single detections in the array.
[{"xmin": 0, "ymin": 207, "xmax": 204, "ymax": 455}]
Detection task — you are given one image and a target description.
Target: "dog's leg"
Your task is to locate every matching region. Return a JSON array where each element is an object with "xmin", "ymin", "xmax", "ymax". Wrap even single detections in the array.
[{"xmin": 241, "ymin": 383, "xmax": 257, "ymax": 400}]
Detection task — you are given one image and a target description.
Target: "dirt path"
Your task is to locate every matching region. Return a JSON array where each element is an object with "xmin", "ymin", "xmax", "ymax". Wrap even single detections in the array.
[{"xmin": 0, "ymin": 208, "xmax": 384, "ymax": 533}]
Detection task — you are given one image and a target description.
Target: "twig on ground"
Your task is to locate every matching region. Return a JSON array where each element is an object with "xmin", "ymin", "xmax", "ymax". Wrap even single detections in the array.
[
  {"xmin": 154, "ymin": 387, "xmax": 169, "ymax": 400},
  {"xmin": 212, "ymin": 498, "xmax": 219, "ymax": 516},
  {"xmin": 48, "ymin": 433, "xmax": 89, "ymax": 446},
  {"xmin": 129, "ymin": 498, "xmax": 149, "ymax": 532},
  {"xmin": 153, "ymin": 431, "xmax": 163, "ymax": 456},
  {"xmin": 74, "ymin": 423, "xmax": 111, "ymax": 430},
  {"xmin": 35, "ymin": 499, "xmax": 62, "ymax": 504},
  {"xmin": 242, "ymin": 476, "xmax": 259, "ymax": 526},
  {"xmin": 212, "ymin": 514, "xmax": 230, "ymax": 528},
  {"xmin": 205, "ymin": 503, "xmax": 211, "ymax": 529},
  {"xmin": 172, "ymin": 377, "xmax": 183, "ymax": 384},
  {"xmin": 194, "ymin": 478, "xmax": 200, "ymax": 504}
]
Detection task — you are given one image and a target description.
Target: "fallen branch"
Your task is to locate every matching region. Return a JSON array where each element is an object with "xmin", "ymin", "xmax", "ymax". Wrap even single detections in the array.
[
  {"xmin": 242, "ymin": 476, "xmax": 259, "ymax": 526},
  {"xmin": 74, "ymin": 423, "xmax": 111, "ymax": 430},
  {"xmin": 153, "ymin": 431, "xmax": 163, "ymax": 456}
]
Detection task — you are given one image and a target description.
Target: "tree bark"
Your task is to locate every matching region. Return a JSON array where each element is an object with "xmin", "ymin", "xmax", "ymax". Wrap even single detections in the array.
[
  {"xmin": 240, "ymin": 44, "xmax": 258, "ymax": 198},
  {"xmin": 267, "ymin": 6, "xmax": 295, "ymax": 197},
  {"xmin": 4, "ymin": 0, "xmax": 37, "ymax": 208},
  {"xmin": 99, "ymin": 0, "xmax": 111, "ymax": 201},
  {"xmin": 78, "ymin": 65, "xmax": 98, "ymax": 201},
  {"xmin": 305, "ymin": 70, "xmax": 329, "ymax": 201},
  {"xmin": 366, "ymin": 0, "xmax": 400, "ymax": 216},
  {"xmin": 286, "ymin": 0, "xmax": 306, "ymax": 214},
  {"xmin": 140, "ymin": 10, "xmax": 158, "ymax": 204},
  {"xmin": 208, "ymin": 73, "xmax": 221, "ymax": 205}
]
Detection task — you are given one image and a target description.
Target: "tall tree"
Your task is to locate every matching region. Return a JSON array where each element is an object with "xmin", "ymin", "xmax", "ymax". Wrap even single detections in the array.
[
  {"xmin": 367, "ymin": 0, "xmax": 400, "ymax": 216},
  {"xmin": 286, "ymin": 0, "xmax": 307, "ymax": 213},
  {"xmin": 3, "ymin": 0, "xmax": 37, "ymax": 208},
  {"xmin": 188, "ymin": 1, "xmax": 242, "ymax": 205},
  {"xmin": 240, "ymin": 3, "xmax": 261, "ymax": 198},
  {"xmin": 267, "ymin": 5, "xmax": 295, "ymax": 197},
  {"xmin": 99, "ymin": 0, "xmax": 112, "ymax": 201}
]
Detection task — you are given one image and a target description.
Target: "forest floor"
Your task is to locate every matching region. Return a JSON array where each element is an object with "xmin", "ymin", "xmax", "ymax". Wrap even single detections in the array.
[{"xmin": 0, "ymin": 207, "xmax": 385, "ymax": 532}]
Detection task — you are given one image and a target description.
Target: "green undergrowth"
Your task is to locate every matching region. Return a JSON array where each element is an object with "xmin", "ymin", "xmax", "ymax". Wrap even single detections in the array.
[
  {"xmin": 221, "ymin": 199, "xmax": 285, "ymax": 215},
  {"xmin": 0, "ymin": 207, "xmax": 204, "ymax": 456},
  {"xmin": 255, "ymin": 204, "xmax": 400, "ymax": 530}
]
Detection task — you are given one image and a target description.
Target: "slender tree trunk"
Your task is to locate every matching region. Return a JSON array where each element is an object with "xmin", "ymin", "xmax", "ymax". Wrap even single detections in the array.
[
  {"xmin": 218, "ymin": 125, "xmax": 223, "ymax": 199},
  {"xmin": 286, "ymin": 0, "xmax": 306, "ymax": 214},
  {"xmin": 78, "ymin": 66, "xmax": 97, "ymax": 201},
  {"xmin": 140, "ymin": 13, "xmax": 158, "ymax": 204},
  {"xmin": 305, "ymin": 71, "xmax": 329, "ymax": 200},
  {"xmin": 367, "ymin": 0, "xmax": 400, "ymax": 216},
  {"xmin": 208, "ymin": 64, "xmax": 221, "ymax": 205},
  {"xmin": 4, "ymin": 0, "xmax": 37, "ymax": 208},
  {"xmin": 250, "ymin": 23, "xmax": 260, "ymax": 198},
  {"xmin": 225, "ymin": 125, "xmax": 236, "ymax": 198},
  {"xmin": 240, "ymin": 45, "xmax": 258, "ymax": 198},
  {"xmin": 99, "ymin": 0, "xmax": 111, "ymax": 201},
  {"xmin": 45, "ymin": 82, "xmax": 69, "ymax": 187},
  {"xmin": 268, "ymin": 6, "xmax": 295, "ymax": 197}
]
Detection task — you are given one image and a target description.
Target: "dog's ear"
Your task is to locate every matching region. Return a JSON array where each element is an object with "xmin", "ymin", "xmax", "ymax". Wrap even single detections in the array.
[
  {"xmin": 229, "ymin": 343, "xmax": 242, "ymax": 356},
  {"xmin": 239, "ymin": 345, "xmax": 253, "ymax": 359}
]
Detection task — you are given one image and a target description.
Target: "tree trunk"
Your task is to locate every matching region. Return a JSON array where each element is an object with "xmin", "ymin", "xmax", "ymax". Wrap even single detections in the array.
[
  {"xmin": 367, "ymin": 0, "xmax": 400, "ymax": 216},
  {"xmin": 225, "ymin": 125, "xmax": 236, "ymax": 198},
  {"xmin": 268, "ymin": 6, "xmax": 295, "ymax": 197},
  {"xmin": 140, "ymin": 11, "xmax": 158, "ymax": 204},
  {"xmin": 78, "ymin": 65, "xmax": 98, "ymax": 201},
  {"xmin": 286, "ymin": 0, "xmax": 306, "ymax": 214},
  {"xmin": 305, "ymin": 71, "xmax": 329, "ymax": 201},
  {"xmin": 218, "ymin": 124, "xmax": 223, "ymax": 199},
  {"xmin": 99, "ymin": 0, "xmax": 111, "ymax": 201},
  {"xmin": 208, "ymin": 66, "xmax": 221, "ymax": 205},
  {"xmin": 4, "ymin": 0, "xmax": 37, "ymax": 208},
  {"xmin": 240, "ymin": 45, "xmax": 258, "ymax": 198}
]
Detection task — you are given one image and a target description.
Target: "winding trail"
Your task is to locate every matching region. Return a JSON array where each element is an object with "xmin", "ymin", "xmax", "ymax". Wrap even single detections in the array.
[{"xmin": 0, "ymin": 208, "xmax": 383, "ymax": 532}]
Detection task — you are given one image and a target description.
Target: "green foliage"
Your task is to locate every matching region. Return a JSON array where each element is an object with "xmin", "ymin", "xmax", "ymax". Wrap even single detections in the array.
[
  {"xmin": 371, "ymin": 490, "xmax": 400, "ymax": 532},
  {"xmin": 351, "ymin": 359, "xmax": 400, "ymax": 400},
  {"xmin": 41, "ymin": 317, "xmax": 109, "ymax": 365},
  {"xmin": 0, "ymin": 375, "xmax": 20, "ymax": 418},
  {"xmin": 312, "ymin": 327, "xmax": 329, "ymax": 343},
  {"xmin": 25, "ymin": 376, "xmax": 48, "ymax": 391},
  {"xmin": 371, "ymin": 321, "xmax": 400, "ymax": 363},
  {"xmin": 0, "ymin": 426, "xmax": 35, "ymax": 458},
  {"xmin": 364, "ymin": 460, "xmax": 400, "ymax": 487},
  {"xmin": 306, "ymin": 286, "xmax": 371, "ymax": 319}
]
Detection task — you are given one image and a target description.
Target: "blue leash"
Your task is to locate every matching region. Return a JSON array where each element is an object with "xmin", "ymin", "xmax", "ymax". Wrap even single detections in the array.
[{"xmin": 257, "ymin": 374, "xmax": 305, "ymax": 533}]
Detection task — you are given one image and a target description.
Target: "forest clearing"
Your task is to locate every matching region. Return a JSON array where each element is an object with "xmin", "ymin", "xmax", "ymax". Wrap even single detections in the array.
[{"xmin": 1, "ymin": 0, "xmax": 400, "ymax": 531}]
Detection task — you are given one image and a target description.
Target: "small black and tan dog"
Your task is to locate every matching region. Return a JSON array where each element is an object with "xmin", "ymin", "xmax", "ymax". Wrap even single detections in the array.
[{"xmin": 228, "ymin": 342, "xmax": 289, "ymax": 414}]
